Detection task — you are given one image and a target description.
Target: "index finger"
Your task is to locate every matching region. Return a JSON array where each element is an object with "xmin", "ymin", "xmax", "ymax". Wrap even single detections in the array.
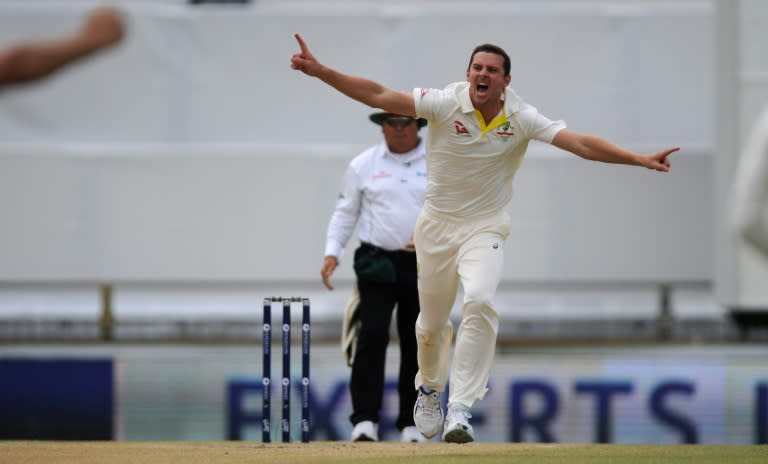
[{"xmin": 294, "ymin": 33, "xmax": 309, "ymax": 53}]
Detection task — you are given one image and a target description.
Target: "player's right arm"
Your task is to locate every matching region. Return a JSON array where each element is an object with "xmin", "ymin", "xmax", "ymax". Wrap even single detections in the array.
[{"xmin": 290, "ymin": 33, "xmax": 415, "ymax": 118}]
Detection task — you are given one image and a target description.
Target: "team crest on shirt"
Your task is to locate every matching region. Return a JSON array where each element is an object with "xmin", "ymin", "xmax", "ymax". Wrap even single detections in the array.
[
  {"xmin": 454, "ymin": 120, "xmax": 471, "ymax": 136},
  {"xmin": 496, "ymin": 122, "xmax": 515, "ymax": 138}
]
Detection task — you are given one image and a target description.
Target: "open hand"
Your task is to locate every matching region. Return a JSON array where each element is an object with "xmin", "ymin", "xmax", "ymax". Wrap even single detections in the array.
[{"xmin": 320, "ymin": 256, "xmax": 338, "ymax": 291}]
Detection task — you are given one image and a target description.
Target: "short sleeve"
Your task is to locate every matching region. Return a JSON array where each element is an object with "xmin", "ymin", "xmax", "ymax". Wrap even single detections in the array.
[
  {"xmin": 517, "ymin": 102, "xmax": 567, "ymax": 143},
  {"xmin": 414, "ymin": 87, "xmax": 455, "ymax": 123}
]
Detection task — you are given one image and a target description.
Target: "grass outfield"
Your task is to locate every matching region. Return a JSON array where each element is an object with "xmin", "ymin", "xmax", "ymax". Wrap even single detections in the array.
[{"xmin": 1, "ymin": 442, "xmax": 765, "ymax": 464}]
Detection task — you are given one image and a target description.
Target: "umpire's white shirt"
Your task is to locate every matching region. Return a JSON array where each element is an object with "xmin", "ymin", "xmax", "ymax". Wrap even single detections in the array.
[{"xmin": 324, "ymin": 139, "xmax": 427, "ymax": 260}]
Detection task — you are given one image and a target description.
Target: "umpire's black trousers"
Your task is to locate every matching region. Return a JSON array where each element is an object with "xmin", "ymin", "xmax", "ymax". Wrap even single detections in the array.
[{"xmin": 349, "ymin": 242, "xmax": 420, "ymax": 431}]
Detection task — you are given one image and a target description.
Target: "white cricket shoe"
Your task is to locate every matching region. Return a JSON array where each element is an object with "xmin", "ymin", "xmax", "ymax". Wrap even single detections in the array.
[
  {"xmin": 413, "ymin": 387, "xmax": 443, "ymax": 439},
  {"xmin": 350, "ymin": 420, "xmax": 378, "ymax": 442},
  {"xmin": 400, "ymin": 426, "xmax": 427, "ymax": 443},
  {"xmin": 442, "ymin": 405, "xmax": 474, "ymax": 443}
]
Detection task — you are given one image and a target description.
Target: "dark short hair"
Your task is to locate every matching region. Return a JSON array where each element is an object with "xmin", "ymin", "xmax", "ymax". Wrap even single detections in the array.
[{"xmin": 467, "ymin": 44, "xmax": 510, "ymax": 76}]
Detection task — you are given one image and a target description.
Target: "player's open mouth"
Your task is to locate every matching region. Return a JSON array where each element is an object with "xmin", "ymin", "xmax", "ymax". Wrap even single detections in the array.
[{"xmin": 476, "ymin": 83, "xmax": 489, "ymax": 95}]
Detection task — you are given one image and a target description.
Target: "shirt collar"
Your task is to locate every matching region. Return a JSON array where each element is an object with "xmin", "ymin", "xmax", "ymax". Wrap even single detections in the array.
[
  {"xmin": 455, "ymin": 81, "xmax": 521, "ymax": 115},
  {"xmin": 382, "ymin": 138, "xmax": 425, "ymax": 164}
]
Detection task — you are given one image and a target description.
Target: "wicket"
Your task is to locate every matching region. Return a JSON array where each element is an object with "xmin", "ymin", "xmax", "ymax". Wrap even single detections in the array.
[{"xmin": 262, "ymin": 296, "xmax": 310, "ymax": 443}]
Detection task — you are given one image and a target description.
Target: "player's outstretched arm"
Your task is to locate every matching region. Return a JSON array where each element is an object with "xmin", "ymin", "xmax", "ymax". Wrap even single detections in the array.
[
  {"xmin": 290, "ymin": 33, "xmax": 415, "ymax": 117},
  {"xmin": 552, "ymin": 129, "xmax": 679, "ymax": 172},
  {"xmin": 0, "ymin": 6, "xmax": 124, "ymax": 86}
]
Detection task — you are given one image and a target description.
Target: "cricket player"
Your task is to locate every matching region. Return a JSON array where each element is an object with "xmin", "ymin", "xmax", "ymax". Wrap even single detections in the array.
[{"xmin": 291, "ymin": 33, "xmax": 678, "ymax": 443}]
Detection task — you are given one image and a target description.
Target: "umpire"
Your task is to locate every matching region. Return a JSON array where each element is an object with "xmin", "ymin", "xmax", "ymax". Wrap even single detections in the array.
[{"xmin": 320, "ymin": 111, "xmax": 427, "ymax": 442}]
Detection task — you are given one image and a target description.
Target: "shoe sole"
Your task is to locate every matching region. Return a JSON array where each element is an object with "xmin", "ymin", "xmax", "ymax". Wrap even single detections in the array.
[
  {"xmin": 443, "ymin": 428, "xmax": 474, "ymax": 444},
  {"xmin": 352, "ymin": 435, "xmax": 377, "ymax": 442}
]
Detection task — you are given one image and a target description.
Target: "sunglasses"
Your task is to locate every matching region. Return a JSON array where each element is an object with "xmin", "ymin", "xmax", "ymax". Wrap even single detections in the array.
[{"xmin": 383, "ymin": 117, "xmax": 416, "ymax": 128}]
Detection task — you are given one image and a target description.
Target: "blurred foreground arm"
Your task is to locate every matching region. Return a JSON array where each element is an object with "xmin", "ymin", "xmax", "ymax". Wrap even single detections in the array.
[{"xmin": 0, "ymin": 6, "xmax": 124, "ymax": 86}]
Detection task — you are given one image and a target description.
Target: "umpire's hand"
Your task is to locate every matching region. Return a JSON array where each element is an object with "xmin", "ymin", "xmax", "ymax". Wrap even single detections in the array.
[{"xmin": 321, "ymin": 256, "xmax": 338, "ymax": 290}]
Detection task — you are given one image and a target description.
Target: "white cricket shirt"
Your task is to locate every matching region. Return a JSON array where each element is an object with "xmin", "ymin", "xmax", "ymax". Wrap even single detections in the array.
[
  {"xmin": 324, "ymin": 139, "xmax": 427, "ymax": 260},
  {"xmin": 414, "ymin": 81, "xmax": 566, "ymax": 218}
]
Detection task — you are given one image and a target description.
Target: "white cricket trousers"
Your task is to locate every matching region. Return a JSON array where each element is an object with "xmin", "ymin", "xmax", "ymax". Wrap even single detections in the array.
[{"xmin": 413, "ymin": 205, "xmax": 511, "ymax": 409}]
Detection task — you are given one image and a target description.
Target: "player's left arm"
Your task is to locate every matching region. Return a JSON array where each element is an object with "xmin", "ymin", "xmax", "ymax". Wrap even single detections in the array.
[{"xmin": 551, "ymin": 128, "xmax": 679, "ymax": 172}]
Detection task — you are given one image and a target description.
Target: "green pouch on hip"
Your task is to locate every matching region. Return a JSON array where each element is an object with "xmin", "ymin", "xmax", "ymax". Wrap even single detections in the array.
[{"xmin": 353, "ymin": 249, "xmax": 396, "ymax": 284}]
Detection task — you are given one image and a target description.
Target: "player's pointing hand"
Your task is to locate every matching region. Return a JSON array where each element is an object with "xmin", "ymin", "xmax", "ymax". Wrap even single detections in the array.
[
  {"xmin": 645, "ymin": 146, "xmax": 679, "ymax": 172},
  {"xmin": 290, "ymin": 33, "xmax": 320, "ymax": 76}
]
